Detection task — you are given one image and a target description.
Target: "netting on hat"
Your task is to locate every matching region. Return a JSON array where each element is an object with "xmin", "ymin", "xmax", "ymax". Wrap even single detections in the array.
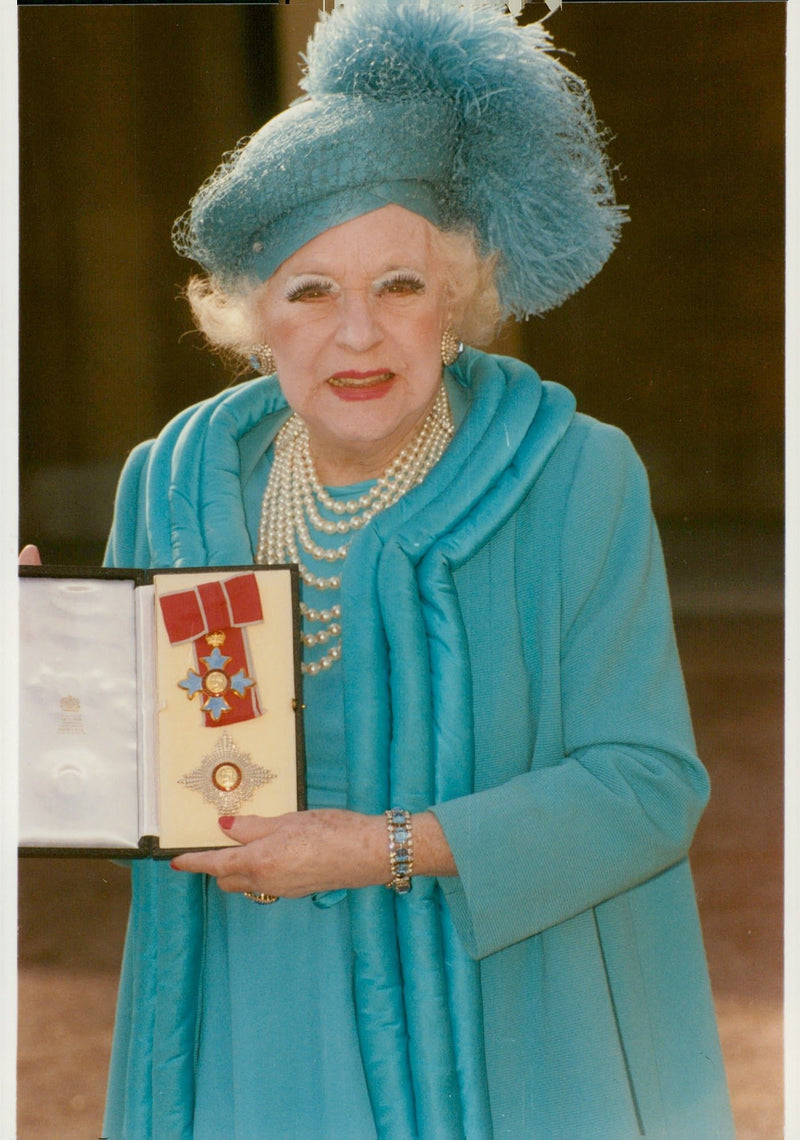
[
  {"xmin": 172, "ymin": 135, "xmax": 254, "ymax": 271},
  {"xmin": 174, "ymin": 0, "xmax": 626, "ymax": 319},
  {"xmin": 173, "ymin": 95, "xmax": 457, "ymax": 289}
]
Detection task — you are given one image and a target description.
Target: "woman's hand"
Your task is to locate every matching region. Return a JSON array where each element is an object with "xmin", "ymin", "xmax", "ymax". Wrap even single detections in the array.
[{"xmin": 171, "ymin": 808, "xmax": 456, "ymax": 897}]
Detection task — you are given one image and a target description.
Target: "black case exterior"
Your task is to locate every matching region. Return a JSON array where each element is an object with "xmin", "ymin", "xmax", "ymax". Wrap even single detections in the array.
[{"xmin": 19, "ymin": 564, "xmax": 306, "ymax": 858}]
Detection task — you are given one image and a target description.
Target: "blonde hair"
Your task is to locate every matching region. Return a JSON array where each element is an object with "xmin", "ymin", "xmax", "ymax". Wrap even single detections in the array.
[{"xmin": 184, "ymin": 223, "xmax": 502, "ymax": 368}]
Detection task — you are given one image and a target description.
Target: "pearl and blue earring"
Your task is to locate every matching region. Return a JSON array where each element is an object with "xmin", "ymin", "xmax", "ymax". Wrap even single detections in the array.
[
  {"xmin": 249, "ymin": 344, "xmax": 276, "ymax": 375},
  {"xmin": 441, "ymin": 328, "xmax": 463, "ymax": 367}
]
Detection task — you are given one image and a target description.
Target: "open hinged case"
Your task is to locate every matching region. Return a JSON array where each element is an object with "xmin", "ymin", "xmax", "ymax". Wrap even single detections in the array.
[{"xmin": 19, "ymin": 564, "xmax": 306, "ymax": 858}]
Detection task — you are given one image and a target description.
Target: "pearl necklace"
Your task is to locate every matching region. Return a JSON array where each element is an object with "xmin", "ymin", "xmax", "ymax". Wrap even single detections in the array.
[{"xmin": 255, "ymin": 386, "xmax": 454, "ymax": 674}]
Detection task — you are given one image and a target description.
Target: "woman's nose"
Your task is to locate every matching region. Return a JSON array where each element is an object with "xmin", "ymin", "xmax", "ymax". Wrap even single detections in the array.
[{"xmin": 334, "ymin": 291, "xmax": 383, "ymax": 352}]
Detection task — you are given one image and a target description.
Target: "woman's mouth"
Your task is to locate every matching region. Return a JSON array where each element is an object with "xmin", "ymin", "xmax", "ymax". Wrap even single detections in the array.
[
  {"xmin": 326, "ymin": 371, "xmax": 396, "ymax": 400},
  {"xmin": 327, "ymin": 370, "xmax": 394, "ymax": 388}
]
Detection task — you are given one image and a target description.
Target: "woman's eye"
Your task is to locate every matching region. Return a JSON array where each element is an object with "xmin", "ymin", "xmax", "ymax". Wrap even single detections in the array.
[
  {"xmin": 285, "ymin": 281, "xmax": 334, "ymax": 302},
  {"xmin": 378, "ymin": 275, "xmax": 425, "ymax": 297}
]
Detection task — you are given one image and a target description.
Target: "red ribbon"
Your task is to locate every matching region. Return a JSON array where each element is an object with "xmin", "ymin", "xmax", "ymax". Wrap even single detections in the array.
[
  {"xmin": 159, "ymin": 573, "xmax": 264, "ymax": 726},
  {"xmin": 159, "ymin": 573, "xmax": 263, "ymax": 643}
]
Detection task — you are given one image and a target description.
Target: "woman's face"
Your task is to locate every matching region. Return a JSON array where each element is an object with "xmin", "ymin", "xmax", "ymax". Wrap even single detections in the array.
[{"xmin": 261, "ymin": 205, "xmax": 450, "ymax": 483}]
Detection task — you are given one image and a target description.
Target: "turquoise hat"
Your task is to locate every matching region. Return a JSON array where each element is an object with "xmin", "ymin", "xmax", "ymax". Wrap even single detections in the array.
[{"xmin": 173, "ymin": 0, "xmax": 625, "ymax": 319}]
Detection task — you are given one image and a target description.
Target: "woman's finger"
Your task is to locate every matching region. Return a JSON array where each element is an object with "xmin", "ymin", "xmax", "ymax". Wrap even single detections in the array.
[
  {"xmin": 217, "ymin": 814, "xmax": 281, "ymax": 844},
  {"xmin": 18, "ymin": 544, "xmax": 42, "ymax": 566},
  {"xmin": 171, "ymin": 844, "xmax": 248, "ymax": 877},
  {"xmin": 170, "ymin": 815, "xmax": 276, "ymax": 872},
  {"xmin": 172, "ymin": 847, "xmax": 278, "ymax": 896}
]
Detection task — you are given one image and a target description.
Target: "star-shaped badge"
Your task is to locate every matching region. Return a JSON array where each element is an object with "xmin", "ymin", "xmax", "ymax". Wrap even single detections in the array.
[{"xmin": 178, "ymin": 731, "xmax": 276, "ymax": 813}]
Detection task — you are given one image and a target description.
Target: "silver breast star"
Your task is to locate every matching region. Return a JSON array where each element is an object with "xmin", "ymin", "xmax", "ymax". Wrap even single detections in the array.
[{"xmin": 178, "ymin": 731, "xmax": 276, "ymax": 813}]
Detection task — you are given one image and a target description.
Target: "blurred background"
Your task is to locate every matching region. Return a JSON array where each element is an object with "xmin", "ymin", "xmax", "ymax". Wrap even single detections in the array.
[{"xmin": 17, "ymin": 2, "xmax": 784, "ymax": 1136}]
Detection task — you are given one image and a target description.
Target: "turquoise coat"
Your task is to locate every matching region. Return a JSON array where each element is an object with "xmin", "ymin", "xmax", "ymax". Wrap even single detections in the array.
[{"xmin": 104, "ymin": 349, "xmax": 733, "ymax": 1138}]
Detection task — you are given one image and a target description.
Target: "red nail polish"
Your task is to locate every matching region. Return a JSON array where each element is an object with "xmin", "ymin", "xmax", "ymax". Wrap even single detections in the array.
[
  {"xmin": 170, "ymin": 860, "xmax": 182, "ymax": 871},
  {"xmin": 219, "ymin": 816, "xmax": 235, "ymax": 830}
]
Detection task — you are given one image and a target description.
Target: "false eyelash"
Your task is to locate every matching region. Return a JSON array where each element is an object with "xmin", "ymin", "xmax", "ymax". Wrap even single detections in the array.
[
  {"xmin": 284, "ymin": 278, "xmax": 336, "ymax": 302},
  {"xmin": 375, "ymin": 271, "xmax": 426, "ymax": 294}
]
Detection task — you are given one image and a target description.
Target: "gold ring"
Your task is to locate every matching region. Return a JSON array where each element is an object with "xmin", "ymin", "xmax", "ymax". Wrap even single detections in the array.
[{"xmin": 243, "ymin": 891, "xmax": 279, "ymax": 905}]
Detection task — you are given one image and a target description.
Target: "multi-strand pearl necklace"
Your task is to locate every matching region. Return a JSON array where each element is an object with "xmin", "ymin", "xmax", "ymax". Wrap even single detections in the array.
[{"xmin": 255, "ymin": 386, "xmax": 454, "ymax": 674}]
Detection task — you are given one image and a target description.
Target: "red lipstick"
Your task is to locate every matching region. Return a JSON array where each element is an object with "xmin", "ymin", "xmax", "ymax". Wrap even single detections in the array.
[
  {"xmin": 330, "ymin": 369, "xmax": 389, "ymax": 381},
  {"xmin": 327, "ymin": 370, "xmax": 396, "ymax": 400}
]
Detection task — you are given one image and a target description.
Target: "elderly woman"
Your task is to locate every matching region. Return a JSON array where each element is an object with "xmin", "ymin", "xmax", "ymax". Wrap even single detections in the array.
[{"xmin": 102, "ymin": 2, "xmax": 733, "ymax": 1137}]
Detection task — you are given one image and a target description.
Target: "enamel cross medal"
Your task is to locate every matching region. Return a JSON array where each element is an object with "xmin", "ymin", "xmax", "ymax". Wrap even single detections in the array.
[{"xmin": 177, "ymin": 630, "xmax": 256, "ymax": 722}]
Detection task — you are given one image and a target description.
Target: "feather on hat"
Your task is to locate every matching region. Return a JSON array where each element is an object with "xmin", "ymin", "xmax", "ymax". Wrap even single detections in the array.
[{"xmin": 173, "ymin": 0, "xmax": 625, "ymax": 319}]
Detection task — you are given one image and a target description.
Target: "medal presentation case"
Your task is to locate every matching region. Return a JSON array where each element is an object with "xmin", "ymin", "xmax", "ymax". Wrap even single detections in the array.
[{"xmin": 19, "ymin": 565, "xmax": 306, "ymax": 857}]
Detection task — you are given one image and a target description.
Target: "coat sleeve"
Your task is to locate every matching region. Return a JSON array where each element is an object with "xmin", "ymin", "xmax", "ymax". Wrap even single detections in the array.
[{"xmin": 430, "ymin": 422, "xmax": 710, "ymax": 959}]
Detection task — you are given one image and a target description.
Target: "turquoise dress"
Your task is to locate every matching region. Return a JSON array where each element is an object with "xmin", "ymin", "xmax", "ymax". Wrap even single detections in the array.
[
  {"xmin": 193, "ymin": 481, "xmax": 378, "ymax": 1138},
  {"xmin": 103, "ymin": 350, "xmax": 734, "ymax": 1139}
]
